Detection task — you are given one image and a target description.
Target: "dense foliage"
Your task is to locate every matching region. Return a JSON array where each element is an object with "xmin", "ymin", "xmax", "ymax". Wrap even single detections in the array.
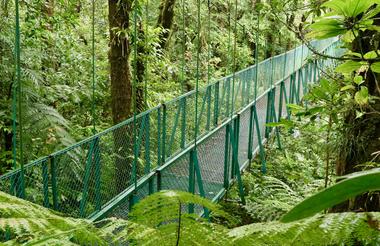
[
  {"xmin": 1, "ymin": 190, "xmax": 379, "ymax": 245},
  {"xmin": 0, "ymin": 0, "xmax": 303, "ymax": 170},
  {"xmin": 1, "ymin": 0, "xmax": 380, "ymax": 244}
]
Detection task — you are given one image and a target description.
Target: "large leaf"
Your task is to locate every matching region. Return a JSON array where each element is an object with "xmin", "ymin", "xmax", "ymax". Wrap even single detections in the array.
[
  {"xmin": 281, "ymin": 169, "xmax": 380, "ymax": 223},
  {"xmin": 308, "ymin": 18, "xmax": 346, "ymax": 39},
  {"xmin": 354, "ymin": 86, "xmax": 369, "ymax": 105},
  {"xmin": 323, "ymin": 0, "xmax": 375, "ymax": 17},
  {"xmin": 335, "ymin": 61, "xmax": 362, "ymax": 74},
  {"xmin": 371, "ymin": 62, "xmax": 380, "ymax": 73}
]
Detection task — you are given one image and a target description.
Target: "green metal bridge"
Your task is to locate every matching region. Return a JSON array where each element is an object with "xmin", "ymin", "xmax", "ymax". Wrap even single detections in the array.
[{"xmin": 0, "ymin": 37, "xmax": 340, "ymax": 221}]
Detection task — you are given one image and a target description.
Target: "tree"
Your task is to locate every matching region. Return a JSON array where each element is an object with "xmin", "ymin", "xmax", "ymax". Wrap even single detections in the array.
[
  {"xmin": 156, "ymin": 0, "xmax": 177, "ymax": 49},
  {"xmin": 108, "ymin": 0, "xmax": 134, "ymax": 192},
  {"xmin": 307, "ymin": 0, "xmax": 380, "ymax": 211},
  {"xmin": 108, "ymin": 0, "xmax": 132, "ymax": 124}
]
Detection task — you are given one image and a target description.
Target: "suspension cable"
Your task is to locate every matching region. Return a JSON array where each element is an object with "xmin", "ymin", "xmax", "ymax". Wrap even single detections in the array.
[
  {"xmin": 13, "ymin": 0, "xmax": 24, "ymax": 198},
  {"xmin": 194, "ymin": 0, "xmax": 201, "ymax": 147},
  {"xmin": 91, "ymin": 0, "xmax": 96, "ymax": 134},
  {"xmin": 144, "ymin": 0, "xmax": 149, "ymax": 108},
  {"xmin": 230, "ymin": 0, "xmax": 238, "ymax": 118},
  {"xmin": 254, "ymin": 12, "xmax": 259, "ymax": 101},
  {"xmin": 181, "ymin": 0, "xmax": 186, "ymax": 93},
  {"xmin": 207, "ymin": 0, "xmax": 211, "ymax": 84},
  {"xmin": 132, "ymin": 0, "xmax": 139, "ymax": 191}
]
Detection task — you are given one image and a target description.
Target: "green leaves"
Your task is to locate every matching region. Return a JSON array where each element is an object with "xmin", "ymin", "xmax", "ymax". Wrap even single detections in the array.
[
  {"xmin": 354, "ymin": 86, "xmax": 369, "ymax": 105},
  {"xmin": 371, "ymin": 62, "xmax": 380, "ymax": 73},
  {"xmin": 308, "ymin": 18, "xmax": 346, "ymax": 39},
  {"xmin": 281, "ymin": 168, "xmax": 380, "ymax": 223},
  {"xmin": 354, "ymin": 75, "xmax": 364, "ymax": 85},
  {"xmin": 363, "ymin": 50, "xmax": 379, "ymax": 59},
  {"xmin": 322, "ymin": 0, "xmax": 376, "ymax": 18},
  {"xmin": 335, "ymin": 61, "xmax": 362, "ymax": 74},
  {"xmin": 266, "ymin": 119, "xmax": 294, "ymax": 129}
]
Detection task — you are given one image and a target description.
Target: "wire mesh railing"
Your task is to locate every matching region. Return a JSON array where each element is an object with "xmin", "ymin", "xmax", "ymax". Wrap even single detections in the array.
[{"xmin": 0, "ymin": 37, "xmax": 340, "ymax": 220}]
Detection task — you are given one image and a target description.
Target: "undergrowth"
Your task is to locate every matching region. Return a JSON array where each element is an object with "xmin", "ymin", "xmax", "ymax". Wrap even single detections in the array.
[{"xmin": 221, "ymin": 119, "xmax": 334, "ymax": 223}]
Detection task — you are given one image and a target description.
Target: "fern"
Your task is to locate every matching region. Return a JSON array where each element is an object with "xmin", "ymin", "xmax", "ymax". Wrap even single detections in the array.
[
  {"xmin": 2, "ymin": 190, "xmax": 380, "ymax": 245},
  {"xmin": 230, "ymin": 212, "xmax": 380, "ymax": 245},
  {"xmin": 0, "ymin": 191, "xmax": 106, "ymax": 245},
  {"xmin": 127, "ymin": 190, "xmax": 233, "ymax": 245}
]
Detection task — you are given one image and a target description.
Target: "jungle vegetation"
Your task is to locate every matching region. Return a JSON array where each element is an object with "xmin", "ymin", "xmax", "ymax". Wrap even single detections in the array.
[{"xmin": 0, "ymin": 0, "xmax": 380, "ymax": 245}]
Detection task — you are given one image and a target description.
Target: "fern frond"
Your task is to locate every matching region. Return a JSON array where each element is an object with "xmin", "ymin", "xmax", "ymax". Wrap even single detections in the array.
[
  {"xmin": 230, "ymin": 212, "xmax": 380, "ymax": 245},
  {"xmin": 127, "ymin": 190, "xmax": 234, "ymax": 245},
  {"xmin": 0, "ymin": 191, "xmax": 107, "ymax": 245}
]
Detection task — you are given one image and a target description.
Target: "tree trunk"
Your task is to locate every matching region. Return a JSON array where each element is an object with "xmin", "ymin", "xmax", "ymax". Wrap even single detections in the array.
[
  {"xmin": 334, "ymin": 14, "xmax": 380, "ymax": 212},
  {"xmin": 156, "ymin": 0, "xmax": 176, "ymax": 49},
  {"xmin": 109, "ymin": 0, "xmax": 133, "ymax": 192},
  {"xmin": 136, "ymin": 21, "xmax": 146, "ymax": 112}
]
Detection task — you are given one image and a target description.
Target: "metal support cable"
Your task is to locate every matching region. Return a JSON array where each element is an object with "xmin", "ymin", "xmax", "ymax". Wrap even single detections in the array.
[
  {"xmin": 132, "ymin": 0, "xmax": 139, "ymax": 190},
  {"xmin": 181, "ymin": 0, "xmax": 186, "ymax": 93},
  {"xmin": 91, "ymin": 0, "xmax": 96, "ymax": 134},
  {"xmin": 14, "ymin": 0, "xmax": 24, "ymax": 197},
  {"xmin": 207, "ymin": 0, "xmax": 211, "ymax": 84},
  {"xmin": 194, "ymin": 0, "xmax": 201, "ymax": 147},
  {"xmin": 254, "ymin": 13, "xmax": 259, "ymax": 101},
  {"xmin": 231, "ymin": 0, "xmax": 238, "ymax": 118},
  {"xmin": 144, "ymin": 0, "xmax": 149, "ymax": 107}
]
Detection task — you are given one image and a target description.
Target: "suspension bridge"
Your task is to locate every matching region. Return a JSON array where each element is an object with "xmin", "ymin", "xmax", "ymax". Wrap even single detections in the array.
[{"xmin": 0, "ymin": 0, "xmax": 342, "ymax": 222}]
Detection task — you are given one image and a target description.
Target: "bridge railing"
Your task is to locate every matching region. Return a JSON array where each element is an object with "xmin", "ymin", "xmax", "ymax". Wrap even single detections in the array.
[{"xmin": 0, "ymin": 37, "xmax": 340, "ymax": 219}]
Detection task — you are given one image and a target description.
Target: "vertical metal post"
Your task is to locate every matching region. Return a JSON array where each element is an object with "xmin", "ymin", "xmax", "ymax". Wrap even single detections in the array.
[
  {"xmin": 148, "ymin": 177, "xmax": 154, "ymax": 195},
  {"xmin": 226, "ymin": 78, "xmax": 231, "ymax": 118},
  {"xmin": 206, "ymin": 86, "xmax": 212, "ymax": 130},
  {"xmin": 188, "ymin": 149, "xmax": 195, "ymax": 213},
  {"xmin": 193, "ymin": 149, "xmax": 209, "ymax": 218},
  {"xmin": 278, "ymin": 81, "xmax": 284, "ymax": 120},
  {"xmin": 162, "ymin": 104, "xmax": 167, "ymax": 163},
  {"xmin": 156, "ymin": 170, "xmax": 162, "ymax": 191},
  {"xmin": 50, "ymin": 156, "xmax": 59, "ymax": 210},
  {"xmin": 157, "ymin": 106, "xmax": 162, "ymax": 166},
  {"xmin": 214, "ymin": 82, "xmax": 220, "ymax": 126},
  {"xmin": 253, "ymin": 105, "xmax": 266, "ymax": 174},
  {"xmin": 180, "ymin": 97, "xmax": 186, "ymax": 148},
  {"xmin": 80, "ymin": 140, "xmax": 95, "ymax": 217},
  {"xmin": 42, "ymin": 160, "xmax": 49, "ymax": 208},
  {"xmin": 93, "ymin": 137, "xmax": 101, "ymax": 211},
  {"xmin": 144, "ymin": 115, "xmax": 151, "ymax": 174},
  {"xmin": 247, "ymin": 105, "xmax": 254, "ymax": 163},
  {"xmin": 265, "ymin": 90, "xmax": 272, "ymax": 139},
  {"xmin": 223, "ymin": 124, "xmax": 231, "ymax": 189}
]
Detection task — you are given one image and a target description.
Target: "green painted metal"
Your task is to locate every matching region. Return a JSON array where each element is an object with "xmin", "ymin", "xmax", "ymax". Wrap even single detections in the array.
[
  {"xmin": 50, "ymin": 156, "xmax": 59, "ymax": 210},
  {"xmin": 79, "ymin": 139, "xmax": 96, "ymax": 217},
  {"xmin": 42, "ymin": 160, "xmax": 49, "ymax": 208},
  {"xmin": 188, "ymin": 149, "xmax": 195, "ymax": 213},
  {"xmin": 253, "ymin": 104, "xmax": 267, "ymax": 174},
  {"xmin": 14, "ymin": 0, "xmax": 25, "ymax": 199},
  {"xmin": 206, "ymin": 87, "xmax": 212, "ymax": 130},
  {"xmin": 168, "ymin": 106, "xmax": 181, "ymax": 156},
  {"xmin": 278, "ymin": 81, "xmax": 285, "ymax": 120},
  {"xmin": 93, "ymin": 137, "xmax": 101, "ymax": 211},
  {"xmin": 264, "ymin": 89, "xmax": 272, "ymax": 139},
  {"xmin": 91, "ymin": 0, "xmax": 96, "ymax": 133},
  {"xmin": 157, "ymin": 106, "xmax": 162, "ymax": 166},
  {"xmin": 181, "ymin": 97, "xmax": 187, "ymax": 148},
  {"xmin": 247, "ymin": 105, "xmax": 254, "ymax": 162},
  {"xmin": 214, "ymin": 81, "xmax": 220, "ymax": 126},
  {"xmin": 230, "ymin": 114, "xmax": 245, "ymax": 204},
  {"xmin": 144, "ymin": 115, "xmax": 151, "ymax": 174},
  {"xmin": 192, "ymin": 149, "xmax": 210, "ymax": 218},
  {"xmin": 162, "ymin": 104, "xmax": 167, "ymax": 163},
  {"xmin": 270, "ymin": 89, "xmax": 282, "ymax": 150},
  {"xmin": 223, "ymin": 123, "xmax": 231, "ymax": 189}
]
